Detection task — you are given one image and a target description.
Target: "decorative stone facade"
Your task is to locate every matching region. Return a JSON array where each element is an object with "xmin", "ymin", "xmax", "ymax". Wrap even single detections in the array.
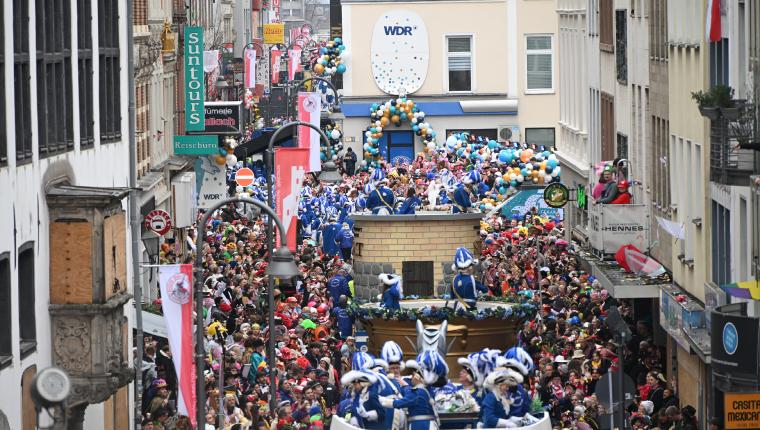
[{"xmin": 352, "ymin": 213, "xmax": 482, "ymax": 295}]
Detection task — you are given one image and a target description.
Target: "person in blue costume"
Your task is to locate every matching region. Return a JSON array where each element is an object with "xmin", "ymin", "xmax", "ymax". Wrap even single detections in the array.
[
  {"xmin": 451, "ymin": 183, "xmax": 473, "ymax": 214},
  {"xmin": 378, "ymin": 273, "xmax": 402, "ymax": 310},
  {"xmin": 367, "ymin": 179, "xmax": 396, "ymax": 215},
  {"xmin": 367, "ymin": 358, "xmax": 405, "ymax": 430},
  {"xmin": 449, "ymin": 247, "xmax": 488, "ymax": 311},
  {"xmin": 332, "ymin": 295, "xmax": 354, "ymax": 339},
  {"xmin": 380, "ymin": 360, "xmax": 440, "ymax": 430},
  {"xmin": 321, "ymin": 216, "xmax": 341, "ymax": 257},
  {"xmin": 479, "ymin": 369, "xmax": 517, "ymax": 428},
  {"xmin": 328, "ymin": 266, "xmax": 352, "ymax": 306},
  {"xmin": 335, "ymin": 222, "xmax": 355, "ymax": 261},
  {"xmin": 342, "ymin": 370, "xmax": 385, "ymax": 430},
  {"xmin": 396, "ymin": 188, "xmax": 422, "ymax": 215},
  {"xmin": 381, "ymin": 341, "xmax": 407, "ymax": 391},
  {"xmin": 497, "ymin": 346, "xmax": 541, "ymax": 424}
]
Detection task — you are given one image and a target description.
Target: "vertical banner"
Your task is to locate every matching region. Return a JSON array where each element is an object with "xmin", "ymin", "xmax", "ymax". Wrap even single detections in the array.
[
  {"xmin": 275, "ymin": 148, "xmax": 309, "ymax": 251},
  {"xmin": 159, "ymin": 264, "xmax": 196, "ymax": 427},
  {"xmin": 271, "ymin": 48, "xmax": 282, "ymax": 84},
  {"xmin": 184, "ymin": 26, "xmax": 205, "ymax": 132},
  {"xmin": 244, "ymin": 48, "xmax": 257, "ymax": 88},
  {"xmin": 297, "ymin": 92, "xmax": 322, "ymax": 172},
  {"xmin": 288, "ymin": 49, "xmax": 302, "ymax": 81}
]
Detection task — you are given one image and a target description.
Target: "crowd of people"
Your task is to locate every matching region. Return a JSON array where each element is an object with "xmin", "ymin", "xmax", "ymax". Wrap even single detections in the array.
[{"xmin": 138, "ymin": 137, "xmax": 699, "ymax": 430}]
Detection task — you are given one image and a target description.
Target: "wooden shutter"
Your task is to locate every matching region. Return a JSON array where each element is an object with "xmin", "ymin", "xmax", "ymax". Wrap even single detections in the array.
[
  {"xmin": 600, "ymin": 0, "xmax": 614, "ymax": 51},
  {"xmin": 402, "ymin": 261, "xmax": 434, "ymax": 296},
  {"xmin": 601, "ymin": 92, "xmax": 615, "ymax": 160}
]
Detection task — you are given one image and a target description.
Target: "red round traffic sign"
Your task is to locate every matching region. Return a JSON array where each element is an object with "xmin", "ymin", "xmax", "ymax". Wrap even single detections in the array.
[
  {"xmin": 235, "ymin": 167, "xmax": 255, "ymax": 187},
  {"xmin": 144, "ymin": 210, "xmax": 172, "ymax": 236}
]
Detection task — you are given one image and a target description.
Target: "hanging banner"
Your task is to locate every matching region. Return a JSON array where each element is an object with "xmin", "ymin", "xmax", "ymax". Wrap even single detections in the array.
[
  {"xmin": 275, "ymin": 148, "xmax": 309, "ymax": 251},
  {"xmin": 194, "ymin": 156, "xmax": 228, "ymax": 209},
  {"xmin": 297, "ymin": 92, "xmax": 322, "ymax": 172},
  {"xmin": 288, "ymin": 49, "xmax": 303, "ymax": 81},
  {"xmin": 184, "ymin": 26, "xmax": 205, "ymax": 132},
  {"xmin": 244, "ymin": 47, "xmax": 257, "ymax": 88},
  {"xmin": 158, "ymin": 264, "xmax": 196, "ymax": 427},
  {"xmin": 271, "ymin": 48, "xmax": 282, "ymax": 84}
]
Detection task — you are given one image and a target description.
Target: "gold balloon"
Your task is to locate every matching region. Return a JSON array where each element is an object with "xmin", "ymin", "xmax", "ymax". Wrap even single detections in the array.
[
  {"xmin": 314, "ymin": 64, "xmax": 325, "ymax": 74},
  {"xmin": 391, "ymin": 115, "xmax": 400, "ymax": 123},
  {"xmin": 380, "ymin": 117, "xmax": 390, "ymax": 127},
  {"xmin": 215, "ymin": 155, "xmax": 227, "ymax": 165}
]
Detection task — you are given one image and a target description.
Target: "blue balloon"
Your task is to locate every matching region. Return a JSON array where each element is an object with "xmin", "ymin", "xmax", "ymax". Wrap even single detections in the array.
[
  {"xmin": 545, "ymin": 166, "xmax": 553, "ymax": 174},
  {"xmin": 487, "ymin": 140, "xmax": 498, "ymax": 149},
  {"xmin": 412, "ymin": 125, "xmax": 420, "ymax": 132},
  {"xmin": 510, "ymin": 180, "xmax": 517, "ymax": 187},
  {"xmin": 336, "ymin": 64, "xmax": 346, "ymax": 73},
  {"xmin": 547, "ymin": 159, "xmax": 558, "ymax": 168},
  {"xmin": 401, "ymin": 113, "xmax": 408, "ymax": 120},
  {"xmin": 430, "ymin": 131, "xmax": 436, "ymax": 138},
  {"xmin": 334, "ymin": 37, "xmax": 343, "ymax": 44},
  {"xmin": 498, "ymin": 150, "xmax": 510, "ymax": 163}
]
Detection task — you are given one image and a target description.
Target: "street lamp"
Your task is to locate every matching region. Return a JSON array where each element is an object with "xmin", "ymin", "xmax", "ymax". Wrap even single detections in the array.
[{"xmin": 194, "ymin": 196, "xmax": 296, "ymax": 429}]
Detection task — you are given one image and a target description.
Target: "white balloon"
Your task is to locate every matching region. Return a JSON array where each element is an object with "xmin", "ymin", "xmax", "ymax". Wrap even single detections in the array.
[
  {"xmin": 376, "ymin": 126, "xmax": 383, "ymax": 132},
  {"xmin": 236, "ymin": 185, "xmax": 244, "ymax": 193},
  {"xmin": 365, "ymin": 131, "xmax": 373, "ymax": 138},
  {"xmin": 517, "ymin": 175, "xmax": 524, "ymax": 182},
  {"xmin": 331, "ymin": 129, "xmax": 341, "ymax": 139},
  {"xmin": 538, "ymin": 170, "xmax": 546, "ymax": 177},
  {"xmin": 426, "ymin": 142, "xmax": 436, "ymax": 150},
  {"xmin": 552, "ymin": 167, "xmax": 561, "ymax": 177}
]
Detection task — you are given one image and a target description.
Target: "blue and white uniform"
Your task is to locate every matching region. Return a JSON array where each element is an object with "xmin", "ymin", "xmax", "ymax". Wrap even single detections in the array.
[
  {"xmin": 390, "ymin": 385, "xmax": 438, "ymax": 430},
  {"xmin": 379, "ymin": 274, "xmax": 403, "ymax": 310},
  {"xmin": 367, "ymin": 185, "xmax": 396, "ymax": 215}
]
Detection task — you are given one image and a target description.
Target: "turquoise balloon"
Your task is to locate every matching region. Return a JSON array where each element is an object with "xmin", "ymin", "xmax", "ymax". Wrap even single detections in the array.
[
  {"xmin": 547, "ymin": 159, "xmax": 558, "ymax": 168},
  {"xmin": 412, "ymin": 125, "xmax": 419, "ymax": 132},
  {"xmin": 336, "ymin": 64, "xmax": 346, "ymax": 73},
  {"xmin": 510, "ymin": 180, "xmax": 517, "ymax": 187},
  {"xmin": 487, "ymin": 140, "xmax": 498, "ymax": 149}
]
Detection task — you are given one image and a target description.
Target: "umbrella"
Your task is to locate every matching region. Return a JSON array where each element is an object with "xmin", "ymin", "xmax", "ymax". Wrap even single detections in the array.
[{"xmin": 614, "ymin": 244, "xmax": 666, "ymax": 278}]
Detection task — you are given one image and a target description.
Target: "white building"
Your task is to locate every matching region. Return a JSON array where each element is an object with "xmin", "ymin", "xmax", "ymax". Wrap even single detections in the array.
[{"xmin": 0, "ymin": 0, "xmax": 134, "ymax": 429}]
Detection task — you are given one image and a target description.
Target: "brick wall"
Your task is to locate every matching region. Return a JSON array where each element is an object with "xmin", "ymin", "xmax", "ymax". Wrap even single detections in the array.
[{"xmin": 353, "ymin": 216, "xmax": 481, "ymax": 292}]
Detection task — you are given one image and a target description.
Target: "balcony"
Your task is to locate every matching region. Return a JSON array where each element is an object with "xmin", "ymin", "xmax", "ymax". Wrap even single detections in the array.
[{"xmin": 709, "ymin": 102, "xmax": 760, "ymax": 186}]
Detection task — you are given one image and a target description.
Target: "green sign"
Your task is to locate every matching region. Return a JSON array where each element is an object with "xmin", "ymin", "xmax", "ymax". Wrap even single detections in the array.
[
  {"xmin": 173, "ymin": 135, "xmax": 218, "ymax": 155},
  {"xmin": 543, "ymin": 183, "xmax": 570, "ymax": 208},
  {"xmin": 576, "ymin": 185, "xmax": 587, "ymax": 209},
  {"xmin": 184, "ymin": 26, "xmax": 205, "ymax": 132}
]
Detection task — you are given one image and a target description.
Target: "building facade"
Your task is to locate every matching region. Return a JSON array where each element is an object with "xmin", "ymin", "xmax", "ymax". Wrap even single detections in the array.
[
  {"xmin": 339, "ymin": 0, "xmax": 559, "ymax": 160},
  {"xmin": 0, "ymin": 1, "xmax": 133, "ymax": 429}
]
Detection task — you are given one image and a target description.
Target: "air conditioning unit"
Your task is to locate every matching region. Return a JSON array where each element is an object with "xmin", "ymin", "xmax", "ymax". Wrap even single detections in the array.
[{"xmin": 497, "ymin": 125, "xmax": 521, "ymax": 143}]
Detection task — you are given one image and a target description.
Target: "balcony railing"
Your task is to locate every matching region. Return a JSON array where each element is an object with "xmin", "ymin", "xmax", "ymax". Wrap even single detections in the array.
[{"xmin": 709, "ymin": 102, "xmax": 760, "ymax": 186}]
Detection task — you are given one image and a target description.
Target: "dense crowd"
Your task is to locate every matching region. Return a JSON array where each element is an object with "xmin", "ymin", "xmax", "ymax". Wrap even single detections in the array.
[{"xmin": 139, "ymin": 143, "xmax": 699, "ymax": 430}]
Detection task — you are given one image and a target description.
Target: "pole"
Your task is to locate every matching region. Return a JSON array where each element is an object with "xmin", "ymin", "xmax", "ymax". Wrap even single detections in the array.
[
  {"xmin": 265, "ymin": 121, "xmax": 333, "ymax": 419},
  {"xmin": 127, "ymin": 0, "xmax": 144, "ymax": 428},
  {"xmin": 195, "ymin": 196, "xmax": 290, "ymax": 429},
  {"xmin": 616, "ymin": 332, "xmax": 626, "ymax": 430}
]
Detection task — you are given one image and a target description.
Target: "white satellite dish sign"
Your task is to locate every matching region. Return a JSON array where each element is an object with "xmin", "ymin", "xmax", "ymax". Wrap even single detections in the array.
[{"xmin": 370, "ymin": 9, "xmax": 429, "ymax": 95}]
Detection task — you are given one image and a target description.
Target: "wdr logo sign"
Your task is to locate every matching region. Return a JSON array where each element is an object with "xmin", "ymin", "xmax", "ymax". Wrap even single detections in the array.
[{"xmin": 383, "ymin": 26, "xmax": 415, "ymax": 35}]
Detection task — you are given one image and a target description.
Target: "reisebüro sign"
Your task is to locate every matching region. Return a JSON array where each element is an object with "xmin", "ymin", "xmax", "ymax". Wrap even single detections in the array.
[{"xmin": 184, "ymin": 26, "xmax": 205, "ymax": 132}]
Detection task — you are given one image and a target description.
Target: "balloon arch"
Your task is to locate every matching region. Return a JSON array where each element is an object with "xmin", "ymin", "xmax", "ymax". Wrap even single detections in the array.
[{"xmin": 363, "ymin": 97, "xmax": 436, "ymax": 169}]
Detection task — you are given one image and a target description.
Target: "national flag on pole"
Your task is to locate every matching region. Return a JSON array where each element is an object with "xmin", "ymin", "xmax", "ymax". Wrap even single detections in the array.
[
  {"xmin": 288, "ymin": 49, "xmax": 302, "ymax": 81},
  {"xmin": 706, "ymin": 0, "xmax": 725, "ymax": 42},
  {"xmin": 158, "ymin": 264, "xmax": 196, "ymax": 427},
  {"xmin": 297, "ymin": 92, "xmax": 322, "ymax": 172},
  {"xmin": 271, "ymin": 48, "xmax": 282, "ymax": 84},
  {"xmin": 244, "ymin": 48, "xmax": 257, "ymax": 88},
  {"xmin": 274, "ymin": 148, "xmax": 309, "ymax": 251}
]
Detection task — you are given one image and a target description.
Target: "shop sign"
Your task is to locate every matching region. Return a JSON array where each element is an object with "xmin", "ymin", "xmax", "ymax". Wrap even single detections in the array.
[
  {"xmin": 370, "ymin": 9, "xmax": 429, "ymax": 95},
  {"xmin": 724, "ymin": 392, "xmax": 760, "ymax": 429},
  {"xmin": 711, "ymin": 309, "xmax": 760, "ymax": 376},
  {"xmin": 144, "ymin": 210, "xmax": 172, "ymax": 236},
  {"xmin": 184, "ymin": 26, "xmax": 205, "ymax": 132},
  {"xmin": 264, "ymin": 23, "xmax": 285, "ymax": 44},
  {"xmin": 576, "ymin": 184, "xmax": 587, "ymax": 209},
  {"xmin": 543, "ymin": 183, "xmax": 569, "ymax": 208},
  {"xmin": 499, "ymin": 187, "xmax": 564, "ymax": 220},
  {"xmin": 194, "ymin": 156, "xmax": 228, "ymax": 209},
  {"xmin": 173, "ymin": 135, "xmax": 218, "ymax": 155},
  {"xmin": 194, "ymin": 102, "xmax": 243, "ymax": 135}
]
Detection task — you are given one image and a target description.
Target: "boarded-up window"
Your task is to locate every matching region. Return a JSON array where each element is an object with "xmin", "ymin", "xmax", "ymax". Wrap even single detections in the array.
[
  {"xmin": 50, "ymin": 220, "xmax": 94, "ymax": 304},
  {"xmin": 103, "ymin": 212, "xmax": 126, "ymax": 300},
  {"xmin": 21, "ymin": 365, "xmax": 36, "ymax": 430},
  {"xmin": 601, "ymin": 92, "xmax": 615, "ymax": 160},
  {"xmin": 402, "ymin": 261, "xmax": 434, "ymax": 296},
  {"xmin": 600, "ymin": 0, "xmax": 614, "ymax": 51}
]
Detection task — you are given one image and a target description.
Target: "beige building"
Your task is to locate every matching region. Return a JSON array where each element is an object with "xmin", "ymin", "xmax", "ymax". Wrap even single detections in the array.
[{"xmin": 339, "ymin": 0, "xmax": 559, "ymax": 161}]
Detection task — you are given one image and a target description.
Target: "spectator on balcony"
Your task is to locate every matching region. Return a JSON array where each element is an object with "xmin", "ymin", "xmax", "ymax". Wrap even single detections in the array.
[
  {"xmin": 592, "ymin": 166, "xmax": 615, "ymax": 200},
  {"xmin": 610, "ymin": 180, "xmax": 632, "ymax": 204}
]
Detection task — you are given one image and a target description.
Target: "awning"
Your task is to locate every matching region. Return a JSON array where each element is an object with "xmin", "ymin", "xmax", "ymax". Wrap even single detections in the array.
[
  {"xmin": 720, "ymin": 279, "xmax": 760, "ymax": 300},
  {"xmin": 659, "ymin": 283, "xmax": 707, "ymax": 358},
  {"xmin": 683, "ymin": 326, "xmax": 711, "ymax": 363},
  {"xmin": 578, "ymin": 250, "xmax": 671, "ymax": 298},
  {"xmin": 233, "ymin": 127, "xmax": 296, "ymax": 159}
]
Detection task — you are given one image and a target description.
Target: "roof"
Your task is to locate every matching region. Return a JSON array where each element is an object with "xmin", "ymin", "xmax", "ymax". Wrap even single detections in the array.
[
  {"xmin": 578, "ymin": 250, "xmax": 671, "ymax": 299},
  {"xmin": 46, "ymin": 184, "xmax": 132, "ymax": 208}
]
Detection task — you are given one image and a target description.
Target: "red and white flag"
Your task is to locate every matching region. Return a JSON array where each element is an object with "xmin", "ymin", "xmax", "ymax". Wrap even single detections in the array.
[
  {"xmin": 244, "ymin": 48, "xmax": 257, "ymax": 88},
  {"xmin": 275, "ymin": 148, "xmax": 309, "ymax": 251},
  {"xmin": 297, "ymin": 92, "xmax": 322, "ymax": 172},
  {"xmin": 706, "ymin": 0, "xmax": 726, "ymax": 42},
  {"xmin": 271, "ymin": 48, "xmax": 282, "ymax": 85},
  {"xmin": 159, "ymin": 265, "xmax": 196, "ymax": 426},
  {"xmin": 288, "ymin": 49, "xmax": 302, "ymax": 81}
]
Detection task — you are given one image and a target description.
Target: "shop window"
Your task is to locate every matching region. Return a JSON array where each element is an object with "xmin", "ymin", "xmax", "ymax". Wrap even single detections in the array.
[
  {"xmin": 78, "ymin": 0, "xmax": 94, "ymax": 148},
  {"xmin": 446, "ymin": 35, "xmax": 472, "ymax": 92},
  {"xmin": 0, "ymin": 252, "xmax": 11, "ymax": 367},
  {"xmin": 99, "ymin": 0, "xmax": 121, "ymax": 142},
  {"xmin": 14, "ymin": 0, "xmax": 32, "ymax": 163},
  {"xmin": 526, "ymin": 35, "xmax": 553, "ymax": 92},
  {"xmin": 525, "ymin": 128, "xmax": 555, "ymax": 148},
  {"xmin": 36, "ymin": 0, "xmax": 74, "ymax": 157},
  {"xmin": 18, "ymin": 242, "xmax": 35, "ymax": 356}
]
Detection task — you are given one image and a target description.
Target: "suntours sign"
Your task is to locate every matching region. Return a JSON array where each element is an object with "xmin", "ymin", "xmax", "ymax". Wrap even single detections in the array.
[
  {"xmin": 184, "ymin": 26, "xmax": 205, "ymax": 131},
  {"xmin": 371, "ymin": 10, "xmax": 429, "ymax": 95}
]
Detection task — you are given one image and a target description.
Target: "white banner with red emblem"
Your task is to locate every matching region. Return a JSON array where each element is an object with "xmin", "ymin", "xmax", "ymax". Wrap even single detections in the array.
[
  {"xmin": 297, "ymin": 92, "xmax": 322, "ymax": 172},
  {"xmin": 159, "ymin": 264, "xmax": 196, "ymax": 426}
]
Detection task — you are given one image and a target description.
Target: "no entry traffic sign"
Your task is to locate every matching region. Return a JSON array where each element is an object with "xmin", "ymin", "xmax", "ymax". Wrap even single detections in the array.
[
  {"xmin": 144, "ymin": 210, "xmax": 172, "ymax": 236},
  {"xmin": 235, "ymin": 168, "xmax": 255, "ymax": 187}
]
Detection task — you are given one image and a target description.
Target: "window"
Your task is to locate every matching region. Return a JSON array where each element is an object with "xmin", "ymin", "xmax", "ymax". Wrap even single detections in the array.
[
  {"xmin": 710, "ymin": 38, "xmax": 730, "ymax": 87},
  {"xmin": 37, "ymin": 0, "xmax": 74, "ymax": 157},
  {"xmin": 600, "ymin": 92, "xmax": 615, "ymax": 160},
  {"xmin": 0, "ymin": 2, "xmax": 5, "ymax": 167},
  {"xmin": 616, "ymin": 10, "xmax": 627, "ymax": 83},
  {"xmin": 135, "ymin": 0, "xmax": 147, "ymax": 26},
  {"xmin": 14, "ymin": 0, "xmax": 32, "ymax": 163},
  {"xmin": 445, "ymin": 129, "xmax": 498, "ymax": 141},
  {"xmin": 78, "ymin": 0, "xmax": 94, "ymax": 148},
  {"xmin": 525, "ymin": 128, "xmax": 555, "ymax": 148},
  {"xmin": 366, "ymin": 131, "xmax": 415, "ymax": 165},
  {"xmin": 0, "ymin": 252, "xmax": 11, "ymax": 367},
  {"xmin": 650, "ymin": 115, "xmax": 670, "ymax": 209},
  {"xmin": 18, "ymin": 242, "xmax": 35, "ymax": 356},
  {"xmin": 649, "ymin": 0, "xmax": 668, "ymax": 60},
  {"xmin": 600, "ymin": 0, "xmax": 614, "ymax": 51},
  {"xmin": 711, "ymin": 201, "xmax": 731, "ymax": 285},
  {"xmin": 616, "ymin": 133, "xmax": 628, "ymax": 159},
  {"xmin": 526, "ymin": 35, "xmax": 553, "ymax": 92},
  {"xmin": 99, "ymin": 0, "xmax": 121, "ymax": 142},
  {"xmin": 446, "ymin": 35, "xmax": 472, "ymax": 92}
]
